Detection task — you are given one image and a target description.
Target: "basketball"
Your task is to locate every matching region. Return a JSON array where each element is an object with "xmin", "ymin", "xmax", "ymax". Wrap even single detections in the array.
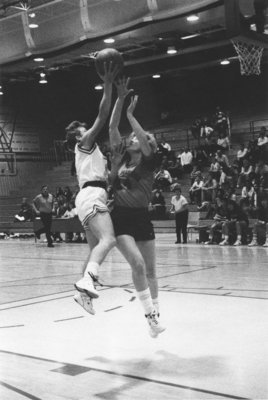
[{"xmin": 95, "ymin": 48, "xmax": 124, "ymax": 77}]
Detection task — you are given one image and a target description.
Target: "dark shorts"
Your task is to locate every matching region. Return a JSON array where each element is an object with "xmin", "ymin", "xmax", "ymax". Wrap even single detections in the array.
[{"xmin": 111, "ymin": 207, "xmax": 155, "ymax": 241}]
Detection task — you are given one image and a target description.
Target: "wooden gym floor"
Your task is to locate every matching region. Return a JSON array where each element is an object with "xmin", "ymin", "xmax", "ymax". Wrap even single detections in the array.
[{"xmin": 0, "ymin": 234, "xmax": 267, "ymax": 400}]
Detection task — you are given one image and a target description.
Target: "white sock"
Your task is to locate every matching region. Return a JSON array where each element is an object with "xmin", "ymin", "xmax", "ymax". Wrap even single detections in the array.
[
  {"xmin": 137, "ymin": 288, "xmax": 154, "ymax": 315},
  {"xmin": 84, "ymin": 261, "xmax": 99, "ymax": 278},
  {"xmin": 152, "ymin": 298, "xmax": 159, "ymax": 314}
]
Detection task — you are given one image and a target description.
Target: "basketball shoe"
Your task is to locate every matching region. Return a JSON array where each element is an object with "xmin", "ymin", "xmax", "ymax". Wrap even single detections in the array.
[
  {"xmin": 74, "ymin": 292, "xmax": 95, "ymax": 315},
  {"xmin": 146, "ymin": 311, "xmax": 166, "ymax": 338},
  {"xmin": 74, "ymin": 272, "xmax": 99, "ymax": 299}
]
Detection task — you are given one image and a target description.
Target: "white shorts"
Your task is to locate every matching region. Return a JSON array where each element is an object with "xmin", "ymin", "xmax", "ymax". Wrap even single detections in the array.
[{"xmin": 75, "ymin": 186, "xmax": 108, "ymax": 229}]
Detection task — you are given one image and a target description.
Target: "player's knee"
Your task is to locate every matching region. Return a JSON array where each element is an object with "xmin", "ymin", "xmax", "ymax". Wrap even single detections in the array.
[
  {"xmin": 132, "ymin": 258, "xmax": 146, "ymax": 276},
  {"xmin": 101, "ymin": 235, "xmax": 116, "ymax": 251}
]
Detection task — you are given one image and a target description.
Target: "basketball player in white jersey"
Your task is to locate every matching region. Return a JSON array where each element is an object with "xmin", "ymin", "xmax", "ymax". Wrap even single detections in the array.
[{"xmin": 65, "ymin": 62, "xmax": 119, "ymax": 314}]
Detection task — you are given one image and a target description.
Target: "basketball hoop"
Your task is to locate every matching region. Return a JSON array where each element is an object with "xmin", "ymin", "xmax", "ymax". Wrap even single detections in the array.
[{"xmin": 231, "ymin": 39, "xmax": 264, "ymax": 75}]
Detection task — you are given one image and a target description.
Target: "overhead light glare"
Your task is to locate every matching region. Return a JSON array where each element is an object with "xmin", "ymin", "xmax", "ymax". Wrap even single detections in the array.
[
  {"xmin": 220, "ymin": 59, "xmax": 230, "ymax": 65},
  {"xmin": 40, "ymin": 72, "xmax": 46, "ymax": 78},
  {"xmin": 167, "ymin": 46, "xmax": 177, "ymax": 55},
  {"xmin": 95, "ymin": 84, "xmax": 103, "ymax": 90},
  {"xmin": 187, "ymin": 15, "xmax": 199, "ymax": 22},
  {"xmin": 39, "ymin": 79, "xmax": 47, "ymax": 84},
  {"xmin": 152, "ymin": 74, "xmax": 161, "ymax": 79},
  {"xmin": 29, "ymin": 23, "xmax": 38, "ymax": 28},
  {"xmin": 29, "ymin": 12, "xmax": 36, "ymax": 18},
  {"xmin": 34, "ymin": 57, "xmax": 44, "ymax": 62},
  {"xmin": 181, "ymin": 33, "xmax": 200, "ymax": 40},
  {"xmin": 104, "ymin": 38, "xmax": 115, "ymax": 44},
  {"xmin": 0, "ymin": 91, "xmax": 3, "ymax": 95}
]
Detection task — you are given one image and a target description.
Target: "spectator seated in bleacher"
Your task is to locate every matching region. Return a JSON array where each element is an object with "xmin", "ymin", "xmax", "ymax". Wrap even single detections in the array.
[
  {"xmin": 149, "ymin": 189, "xmax": 166, "ymax": 220},
  {"xmin": 215, "ymin": 149, "xmax": 230, "ymax": 168},
  {"xmin": 14, "ymin": 197, "xmax": 34, "ymax": 222},
  {"xmin": 200, "ymin": 116, "xmax": 214, "ymax": 139},
  {"xmin": 246, "ymin": 139, "xmax": 259, "ymax": 165},
  {"xmin": 219, "ymin": 198, "xmax": 249, "ymax": 246},
  {"xmin": 217, "ymin": 132, "xmax": 230, "ymax": 153},
  {"xmin": 255, "ymin": 159, "xmax": 268, "ymax": 189},
  {"xmin": 209, "ymin": 155, "xmax": 221, "ymax": 180},
  {"xmin": 248, "ymin": 193, "xmax": 268, "ymax": 247},
  {"xmin": 189, "ymin": 174, "xmax": 204, "ymax": 205},
  {"xmin": 205, "ymin": 196, "xmax": 228, "ymax": 245},
  {"xmin": 237, "ymin": 159, "xmax": 254, "ymax": 188},
  {"xmin": 180, "ymin": 148, "xmax": 193, "ymax": 173},
  {"xmin": 167, "ymin": 158, "xmax": 183, "ymax": 180},
  {"xmin": 190, "ymin": 163, "xmax": 202, "ymax": 184},
  {"xmin": 192, "ymin": 147, "xmax": 208, "ymax": 169},
  {"xmin": 201, "ymin": 172, "xmax": 218, "ymax": 203},
  {"xmin": 237, "ymin": 143, "xmax": 248, "ymax": 168},
  {"xmin": 257, "ymin": 126, "xmax": 268, "ymax": 148},
  {"xmin": 63, "ymin": 186, "xmax": 73, "ymax": 202},
  {"xmin": 241, "ymin": 181, "xmax": 258, "ymax": 209},
  {"xmin": 154, "ymin": 166, "xmax": 172, "ymax": 190}
]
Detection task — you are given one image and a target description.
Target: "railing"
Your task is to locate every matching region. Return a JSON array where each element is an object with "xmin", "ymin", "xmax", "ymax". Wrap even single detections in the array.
[{"xmin": 249, "ymin": 118, "xmax": 268, "ymax": 139}]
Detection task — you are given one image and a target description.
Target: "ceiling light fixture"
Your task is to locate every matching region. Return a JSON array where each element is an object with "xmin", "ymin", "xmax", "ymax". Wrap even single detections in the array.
[
  {"xmin": 29, "ymin": 23, "xmax": 38, "ymax": 28},
  {"xmin": 39, "ymin": 79, "xmax": 47, "ymax": 84},
  {"xmin": 34, "ymin": 57, "xmax": 44, "ymax": 62},
  {"xmin": 29, "ymin": 12, "xmax": 35, "ymax": 18},
  {"xmin": 152, "ymin": 74, "xmax": 161, "ymax": 79},
  {"xmin": 0, "ymin": 91, "xmax": 3, "ymax": 96},
  {"xmin": 220, "ymin": 59, "xmax": 230, "ymax": 65},
  {"xmin": 187, "ymin": 15, "xmax": 199, "ymax": 22},
  {"xmin": 181, "ymin": 33, "xmax": 200, "ymax": 40},
  {"xmin": 167, "ymin": 46, "xmax": 177, "ymax": 55},
  {"xmin": 104, "ymin": 38, "xmax": 115, "ymax": 44},
  {"xmin": 95, "ymin": 84, "xmax": 103, "ymax": 90},
  {"xmin": 40, "ymin": 72, "xmax": 46, "ymax": 78}
]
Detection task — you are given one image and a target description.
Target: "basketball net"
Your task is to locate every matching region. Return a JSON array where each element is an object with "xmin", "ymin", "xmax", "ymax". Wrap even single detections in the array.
[{"xmin": 231, "ymin": 39, "xmax": 264, "ymax": 75}]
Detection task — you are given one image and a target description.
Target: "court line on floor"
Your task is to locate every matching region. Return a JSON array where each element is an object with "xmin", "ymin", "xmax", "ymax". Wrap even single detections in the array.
[
  {"xmin": 0, "ymin": 350, "xmax": 251, "ymax": 400},
  {"xmin": 0, "ymin": 380, "xmax": 42, "ymax": 400},
  {"xmin": 164, "ymin": 289, "xmax": 268, "ymax": 301}
]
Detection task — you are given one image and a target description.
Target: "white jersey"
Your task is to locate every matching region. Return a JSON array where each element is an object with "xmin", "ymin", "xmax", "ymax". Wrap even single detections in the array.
[{"xmin": 75, "ymin": 143, "xmax": 108, "ymax": 189}]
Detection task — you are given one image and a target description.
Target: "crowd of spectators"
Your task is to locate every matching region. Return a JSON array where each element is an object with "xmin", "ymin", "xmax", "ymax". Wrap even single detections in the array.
[{"xmin": 150, "ymin": 120, "xmax": 268, "ymax": 246}]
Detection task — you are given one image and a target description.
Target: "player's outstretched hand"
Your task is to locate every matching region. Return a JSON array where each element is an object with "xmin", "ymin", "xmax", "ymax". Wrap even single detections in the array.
[
  {"xmin": 127, "ymin": 95, "xmax": 138, "ymax": 116},
  {"xmin": 115, "ymin": 77, "xmax": 133, "ymax": 99},
  {"xmin": 99, "ymin": 61, "xmax": 120, "ymax": 84}
]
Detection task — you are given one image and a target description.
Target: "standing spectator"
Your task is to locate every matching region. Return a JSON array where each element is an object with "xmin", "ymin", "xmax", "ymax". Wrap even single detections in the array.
[
  {"xmin": 248, "ymin": 193, "xmax": 268, "ymax": 247},
  {"xmin": 189, "ymin": 175, "xmax": 204, "ymax": 205},
  {"xmin": 180, "ymin": 148, "xmax": 193, "ymax": 173},
  {"xmin": 209, "ymin": 155, "xmax": 221, "ymax": 180},
  {"xmin": 170, "ymin": 184, "xmax": 189, "ymax": 244},
  {"xmin": 14, "ymin": 197, "xmax": 33, "ymax": 222},
  {"xmin": 33, "ymin": 185, "xmax": 54, "ymax": 247},
  {"xmin": 214, "ymin": 106, "xmax": 228, "ymax": 136},
  {"xmin": 191, "ymin": 117, "xmax": 202, "ymax": 140},
  {"xmin": 167, "ymin": 158, "xmax": 183, "ymax": 180},
  {"xmin": 200, "ymin": 116, "xmax": 214, "ymax": 139}
]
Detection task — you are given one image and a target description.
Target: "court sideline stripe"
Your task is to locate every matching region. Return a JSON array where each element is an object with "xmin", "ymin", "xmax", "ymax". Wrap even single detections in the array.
[
  {"xmin": 0, "ymin": 349, "xmax": 251, "ymax": 400},
  {"xmin": 0, "ymin": 380, "xmax": 43, "ymax": 400}
]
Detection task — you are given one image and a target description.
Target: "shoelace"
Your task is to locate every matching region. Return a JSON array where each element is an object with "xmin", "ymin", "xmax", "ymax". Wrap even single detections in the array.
[{"xmin": 88, "ymin": 272, "xmax": 103, "ymax": 287}]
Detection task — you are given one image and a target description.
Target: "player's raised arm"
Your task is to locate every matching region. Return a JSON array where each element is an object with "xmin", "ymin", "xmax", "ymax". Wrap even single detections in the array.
[
  {"xmin": 80, "ymin": 62, "xmax": 119, "ymax": 150},
  {"xmin": 126, "ymin": 95, "xmax": 154, "ymax": 157},
  {"xmin": 109, "ymin": 77, "xmax": 133, "ymax": 148}
]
